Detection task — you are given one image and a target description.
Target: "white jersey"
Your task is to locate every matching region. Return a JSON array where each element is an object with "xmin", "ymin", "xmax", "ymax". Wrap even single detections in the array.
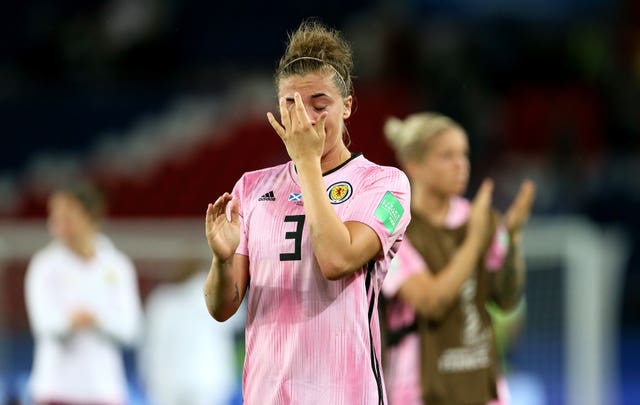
[
  {"xmin": 232, "ymin": 153, "xmax": 411, "ymax": 405},
  {"xmin": 25, "ymin": 234, "xmax": 142, "ymax": 404}
]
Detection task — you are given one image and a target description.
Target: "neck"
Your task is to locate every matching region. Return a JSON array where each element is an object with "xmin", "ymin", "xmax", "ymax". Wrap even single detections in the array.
[
  {"xmin": 320, "ymin": 145, "xmax": 351, "ymax": 173},
  {"xmin": 68, "ymin": 232, "xmax": 97, "ymax": 260},
  {"xmin": 411, "ymin": 183, "xmax": 450, "ymax": 226}
]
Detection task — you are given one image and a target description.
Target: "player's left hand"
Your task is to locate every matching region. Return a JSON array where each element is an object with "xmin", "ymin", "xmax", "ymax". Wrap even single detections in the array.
[
  {"xmin": 505, "ymin": 179, "xmax": 536, "ymax": 236},
  {"xmin": 267, "ymin": 92, "xmax": 327, "ymax": 165}
]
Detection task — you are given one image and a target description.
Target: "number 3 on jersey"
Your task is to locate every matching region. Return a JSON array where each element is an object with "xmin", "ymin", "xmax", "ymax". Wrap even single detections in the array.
[{"xmin": 280, "ymin": 215, "xmax": 305, "ymax": 261}]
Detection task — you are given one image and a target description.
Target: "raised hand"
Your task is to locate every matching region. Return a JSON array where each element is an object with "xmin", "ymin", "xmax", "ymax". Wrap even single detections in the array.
[
  {"xmin": 505, "ymin": 180, "xmax": 536, "ymax": 236},
  {"xmin": 205, "ymin": 192, "xmax": 241, "ymax": 261},
  {"xmin": 267, "ymin": 92, "xmax": 327, "ymax": 164},
  {"xmin": 467, "ymin": 179, "xmax": 494, "ymax": 248}
]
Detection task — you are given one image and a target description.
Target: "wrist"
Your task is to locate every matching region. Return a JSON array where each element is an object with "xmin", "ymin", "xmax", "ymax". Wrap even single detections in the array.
[
  {"xmin": 211, "ymin": 254, "xmax": 231, "ymax": 270},
  {"xmin": 294, "ymin": 158, "xmax": 322, "ymax": 175},
  {"xmin": 508, "ymin": 229, "xmax": 523, "ymax": 245}
]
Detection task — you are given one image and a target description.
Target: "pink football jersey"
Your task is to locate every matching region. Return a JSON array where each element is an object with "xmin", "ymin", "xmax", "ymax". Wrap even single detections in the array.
[{"xmin": 231, "ymin": 153, "xmax": 411, "ymax": 405}]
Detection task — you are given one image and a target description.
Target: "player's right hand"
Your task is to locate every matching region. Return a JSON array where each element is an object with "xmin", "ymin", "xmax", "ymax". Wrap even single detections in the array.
[
  {"xmin": 205, "ymin": 192, "xmax": 240, "ymax": 261},
  {"xmin": 467, "ymin": 179, "xmax": 494, "ymax": 249},
  {"xmin": 267, "ymin": 92, "xmax": 327, "ymax": 166}
]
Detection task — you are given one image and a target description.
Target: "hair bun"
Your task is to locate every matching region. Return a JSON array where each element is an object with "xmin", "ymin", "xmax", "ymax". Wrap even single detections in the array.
[{"xmin": 383, "ymin": 117, "xmax": 404, "ymax": 147}]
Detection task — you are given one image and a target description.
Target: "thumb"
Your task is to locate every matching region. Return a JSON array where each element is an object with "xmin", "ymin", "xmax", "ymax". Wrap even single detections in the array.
[
  {"xmin": 474, "ymin": 178, "xmax": 494, "ymax": 206},
  {"xmin": 517, "ymin": 179, "xmax": 536, "ymax": 208}
]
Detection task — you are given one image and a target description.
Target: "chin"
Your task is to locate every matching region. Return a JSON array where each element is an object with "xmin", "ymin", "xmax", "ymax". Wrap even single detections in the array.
[{"xmin": 452, "ymin": 184, "xmax": 467, "ymax": 196}]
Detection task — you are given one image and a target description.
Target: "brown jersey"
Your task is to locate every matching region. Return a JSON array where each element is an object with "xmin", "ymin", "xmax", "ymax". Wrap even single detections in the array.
[{"xmin": 407, "ymin": 210, "xmax": 500, "ymax": 405}]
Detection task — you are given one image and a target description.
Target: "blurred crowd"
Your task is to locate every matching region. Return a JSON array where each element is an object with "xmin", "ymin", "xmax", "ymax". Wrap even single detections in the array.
[{"xmin": 2, "ymin": 0, "xmax": 637, "ymax": 324}]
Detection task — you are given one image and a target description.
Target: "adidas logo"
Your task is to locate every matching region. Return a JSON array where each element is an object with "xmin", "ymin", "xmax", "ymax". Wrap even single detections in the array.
[{"xmin": 258, "ymin": 190, "xmax": 276, "ymax": 201}]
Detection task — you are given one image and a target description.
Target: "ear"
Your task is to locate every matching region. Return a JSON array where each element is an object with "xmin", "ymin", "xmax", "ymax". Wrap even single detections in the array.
[{"xmin": 343, "ymin": 95, "xmax": 353, "ymax": 119}]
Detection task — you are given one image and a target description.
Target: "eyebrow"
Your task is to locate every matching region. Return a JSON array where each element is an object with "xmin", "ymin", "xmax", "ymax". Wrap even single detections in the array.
[{"xmin": 285, "ymin": 93, "xmax": 331, "ymax": 101}]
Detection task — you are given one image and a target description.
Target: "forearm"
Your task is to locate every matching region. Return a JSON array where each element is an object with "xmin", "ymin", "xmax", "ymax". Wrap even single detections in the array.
[
  {"xmin": 416, "ymin": 236, "xmax": 484, "ymax": 320},
  {"xmin": 31, "ymin": 309, "xmax": 71, "ymax": 338},
  {"xmin": 204, "ymin": 255, "xmax": 244, "ymax": 321},
  {"xmin": 296, "ymin": 160, "xmax": 367, "ymax": 280},
  {"xmin": 491, "ymin": 232, "xmax": 526, "ymax": 310}
]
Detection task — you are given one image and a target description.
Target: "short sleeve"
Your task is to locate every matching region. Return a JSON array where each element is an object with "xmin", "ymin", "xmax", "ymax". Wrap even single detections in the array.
[
  {"xmin": 231, "ymin": 175, "xmax": 249, "ymax": 256},
  {"xmin": 343, "ymin": 167, "xmax": 411, "ymax": 258},
  {"xmin": 382, "ymin": 238, "xmax": 427, "ymax": 298}
]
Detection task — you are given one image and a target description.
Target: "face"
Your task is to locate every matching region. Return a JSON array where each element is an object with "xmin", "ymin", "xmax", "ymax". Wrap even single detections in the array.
[
  {"xmin": 410, "ymin": 128, "xmax": 470, "ymax": 196},
  {"xmin": 278, "ymin": 71, "xmax": 352, "ymax": 158},
  {"xmin": 47, "ymin": 192, "xmax": 94, "ymax": 245}
]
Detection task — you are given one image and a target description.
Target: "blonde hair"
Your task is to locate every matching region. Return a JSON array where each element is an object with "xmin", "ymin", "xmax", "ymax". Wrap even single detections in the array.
[
  {"xmin": 384, "ymin": 112, "xmax": 464, "ymax": 164},
  {"xmin": 275, "ymin": 19, "xmax": 353, "ymax": 98}
]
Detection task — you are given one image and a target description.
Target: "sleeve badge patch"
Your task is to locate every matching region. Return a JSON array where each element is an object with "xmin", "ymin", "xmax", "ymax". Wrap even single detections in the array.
[{"xmin": 375, "ymin": 191, "xmax": 404, "ymax": 234}]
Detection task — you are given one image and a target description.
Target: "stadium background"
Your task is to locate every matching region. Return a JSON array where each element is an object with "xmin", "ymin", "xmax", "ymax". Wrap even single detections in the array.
[{"xmin": 0, "ymin": 0, "xmax": 638, "ymax": 404}]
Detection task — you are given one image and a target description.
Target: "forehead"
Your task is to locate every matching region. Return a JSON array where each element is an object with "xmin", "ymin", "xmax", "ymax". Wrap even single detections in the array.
[
  {"xmin": 278, "ymin": 71, "xmax": 340, "ymax": 98},
  {"xmin": 430, "ymin": 128, "xmax": 468, "ymax": 148},
  {"xmin": 49, "ymin": 192, "xmax": 81, "ymax": 212}
]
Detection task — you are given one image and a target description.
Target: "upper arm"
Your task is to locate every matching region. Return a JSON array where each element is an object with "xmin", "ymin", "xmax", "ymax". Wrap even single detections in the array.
[
  {"xmin": 333, "ymin": 169, "xmax": 412, "ymax": 278},
  {"xmin": 24, "ymin": 254, "xmax": 71, "ymax": 337},
  {"xmin": 344, "ymin": 220, "xmax": 383, "ymax": 266}
]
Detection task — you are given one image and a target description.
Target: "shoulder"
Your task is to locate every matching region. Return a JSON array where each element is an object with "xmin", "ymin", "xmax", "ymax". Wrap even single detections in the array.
[
  {"xmin": 97, "ymin": 234, "xmax": 136, "ymax": 271},
  {"xmin": 25, "ymin": 242, "xmax": 66, "ymax": 283},
  {"xmin": 350, "ymin": 155, "xmax": 410, "ymax": 189},
  {"xmin": 239, "ymin": 162, "xmax": 289, "ymax": 183},
  {"xmin": 28, "ymin": 241, "xmax": 63, "ymax": 268},
  {"xmin": 234, "ymin": 162, "xmax": 290, "ymax": 196}
]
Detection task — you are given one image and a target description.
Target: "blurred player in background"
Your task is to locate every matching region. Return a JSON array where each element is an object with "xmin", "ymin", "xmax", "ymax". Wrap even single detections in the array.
[
  {"xmin": 204, "ymin": 19, "xmax": 411, "ymax": 405},
  {"xmin": 381, "ymin": 112, "xmax": 535, "ymax": 405},
  {"xmin": 24, "ymin": 183, "xmax": 142, "ymax": 405},
  {"xmin": 139, "ymin": 258, "xmax": 244, "ymax": 405}
]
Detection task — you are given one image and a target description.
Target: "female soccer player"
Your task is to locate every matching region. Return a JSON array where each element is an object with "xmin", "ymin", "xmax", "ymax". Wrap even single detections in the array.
[
  {"xmin": 25, "ymin": 183, "xmax": 142, "ymax": 405},
  {"xmin": 203, "ymin": 20, "xmax": 411, "ymax": 405},
  {"xmin": 381, "ymin": 112, "xmax": 535, "ymax": 405}
]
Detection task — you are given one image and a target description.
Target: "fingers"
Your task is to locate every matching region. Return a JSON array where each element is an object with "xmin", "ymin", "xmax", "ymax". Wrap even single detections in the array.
[
  {"xmin": 510, "ymin": 180, "xmax": 536, "ymax": 218},
  {"xmin": 316, "ymin": 111, "xmax": 328, "ymax": 138},
  {"xmin": 517, "ymin": 179, "xmax": 536, "ymax": 211},
  {"xmin": 505, "ymin": 180, "xmax": 536, "ymax": 234},
  {"xmin": 278, "ymin": 96, "xmax": 291, "ymax": 130},
  {"xmin": 206, "ymin": 202, "xmax": 214, "ymax": 231},
  {"xmin": 267, "ymin": 112, "xmax": 286, "ymax": 139},
  {"xmin": 473, "ymin": 178, "xmax": 494, "ymax": 208},
  {"xmin": 206, "ymin": 193, "xmax": 233, "ymax": 225},
  {"xmin": 293, "ymin": 92, "xmax": 311, "ymax": 127}
]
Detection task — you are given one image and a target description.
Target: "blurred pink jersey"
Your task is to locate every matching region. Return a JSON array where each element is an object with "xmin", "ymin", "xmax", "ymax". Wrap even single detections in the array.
[{"xmin": 231, "ymin": 153, "xmax": 411, "ymax": 405}]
